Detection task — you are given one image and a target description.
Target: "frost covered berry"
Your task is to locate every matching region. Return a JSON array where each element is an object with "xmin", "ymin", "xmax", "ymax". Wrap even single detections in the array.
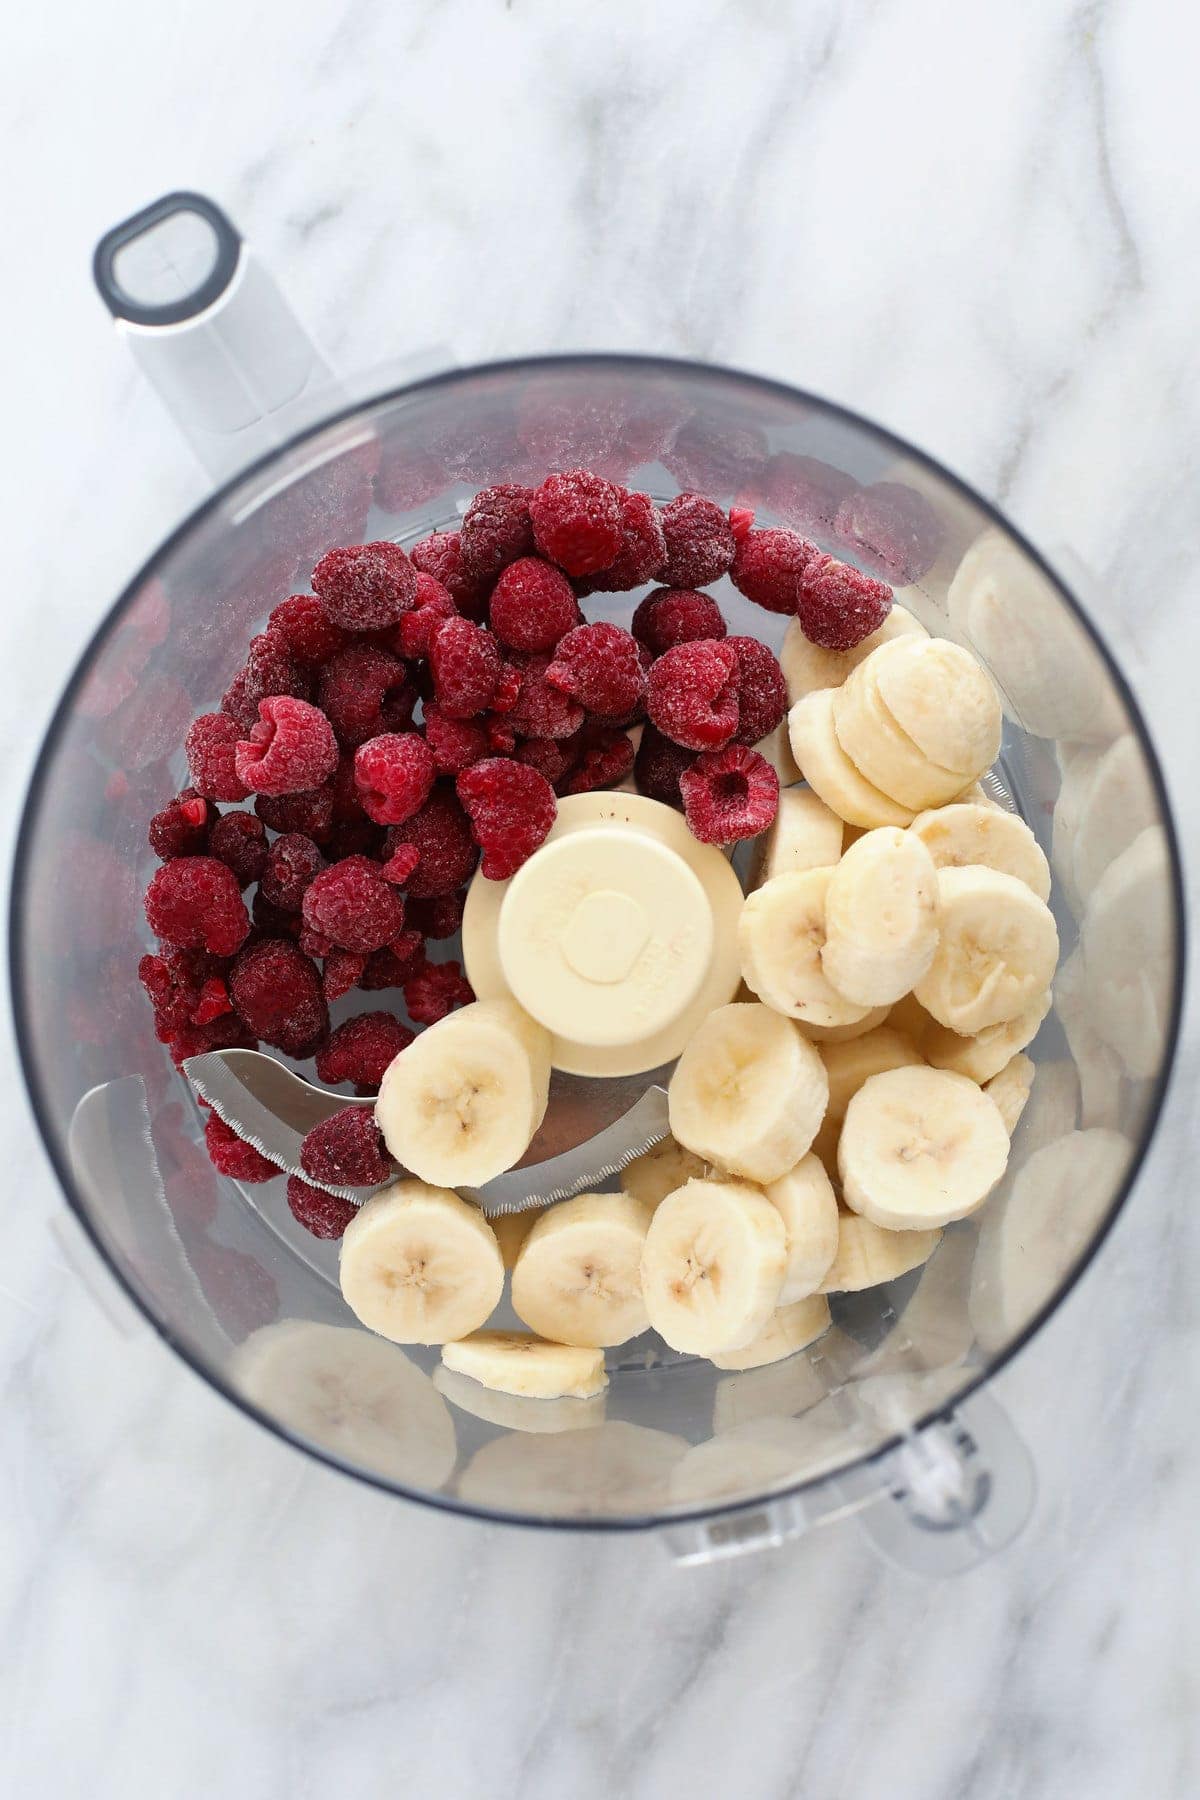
[
  {"xmin": 235, "ymin": 696, "xmax": 339, "ymax": 797},
  {"xmin": 632, "ymin": 588, "xmax": 726, "ymax": 658},
  {"xmin": 645, "ymin": 639, "xmax": 740, "ymax": 751},
  {"xmin": 545, "ymin": 622, "xmax": 645, "ymax": 720},
  {"xmin": 353, "ymin": 732, "xmax": 436, "ymax": 826},
  {"xmin": 302, "ymin": 855, "xmax": 407, "ymax": 954},
  {"xmin": 300, "ymin": 1106, "xmax": 390, "ymax": 1187},
  {"xmin": 730, "ymin": 528, "xmax": 818, "ymax": 615},
  {"xmin": 311, "ymin": 541, "xmax": 417, "ymax": 631},
  {"xmin": 658, "ymin": 493, "xmax": 736, "ymax": 588},
  {"xmin": 488, "ymin": 557, "xmax": 580, "ymax": 654},
  {"xmin": 456, "ymin": 759, "xmax": 557, "ymax": 880},
  {"xmin": 144, "ymin": 856, "xmax": 250, "ymax": 957},
  {"xmin": 529, "ymin": 469, "xmax": 625, "ymax": 576},
  {"xmin": 678, "ymin": 745, "xmax": 779, "ymax": 845},
  {"xmin": 796, "ymin": 554, "xmax": 892, "ymax": 651},
  {"xmin": 229, "ymin": 938, "xmax": 329, "ymax": 1055}
]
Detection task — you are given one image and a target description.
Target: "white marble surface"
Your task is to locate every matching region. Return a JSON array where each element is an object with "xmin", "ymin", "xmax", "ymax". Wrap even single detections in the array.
[{"xmin": 3, "ymin": 1, "xmax": 1199, "ymax": 1795}]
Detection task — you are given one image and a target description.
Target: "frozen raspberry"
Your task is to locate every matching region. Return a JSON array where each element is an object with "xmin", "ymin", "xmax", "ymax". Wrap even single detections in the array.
[
  {"xmin": 529, "ymin": 469, "xmax": 625, "ymax": 576},
  {"xmin": 261, "ymin": 832, "xmax": 326, "ymax": 911},
  {"xmin": 317, "ymin": 645, "xmax": 416, "ymax": 747},
  {"xmin": 460, "ymin": 483, "xmax": 535, "ymax": 583},
  {"xmin": 506, "ymin": 655, "xmax": 584, "ymax": 740},
  {"xmin": 379, "ymin": 843, "xmax": 421, "ymax": 885},
  {"xmin": 767, "ymin": 452, "xmax": 859, "ymax": 534},
  {"xmin": 316, "ymin": 1011, "xmax": 414, "ymax": 1088},
  {"xmin": 186, "ymin": 713, "xmax": 250, "ymax": 803},
  {"xmin": 254, "ymin": 784, "xmax": 335, "ymax": 843},
  {"xmin": 564, "ymin": 726, "xmax": 635, "ymax": 794},
  {"xmin": 727, "ymin": 636, "xmax": 788, "ymax": 745},
  {"xmin": 728, "ymin": 505, "xmax": 756, "ymax": 543},
  {"xmin": 192, "ymin": 976, "xmax": 234, "ymax": 1025},
  {"xmin": 235, "ymin": 696, "xmax": 339, "ymax": 797},
  {"xmin": 149, "ymin": 788, "xmax": 210, "ymax": 860},
  {"xmin": 731, "ymin": 528, "xmax": 818, "ymax": 615},
  {"xmin": 267, "ymin": 594, "xmax": 347, "ymax": 666},
  {"xmin": 229, "ymin": 939, "xmax": 329, "ymax": 1055},
  {"xmin": 140, "ymin": 948, "xmax": 230, "ymax": 1038},
  {"xmin": 145, "ymin": 857, "xmax": 250, "ymax": 957},
  {"xmin": 514, "ymin": 736, "xmax": 578, "ymax": 787},
  {"xmin": 393, "ymin": 572, "xmax": 456, "ymax": 659},
  {"xmin": 423, "ymin": 705, "xmax": 490, "ymax": 775},
  {"xmin": 584, "ymin": 491, "xmax": 667, "ymax": 592},
  {"xmin": 797, "ymin": 554, "xmax": 892, "ymax": 650},
  {"xmin": 679, "ymin": 745, "xmax": 779, "ymax": 845},
  {"xmin": 286, "ymin": 1175, "xmax": 359, "ymax": 1240},
  {"xmin": 321, "ymin": 948, "xmax": 368, "ymax": 1002},
  {"xmin": 251, "ymin": 890, "xmax": 303, "ymax": 941},
  {"xmin": 489, "ymin": 665, "xmax": 523, "ymax": 716},
  {"xmin": 384, "ymin": 787, "xmax": 480, "ymax": 897},
  {"xmin": 633, "ymin": 723, "xmax": 694, "ymax": 808},
  {"xmin": 410, "ymin": 531, "xmax": 489, "ymax": 621},
  {"xmin": 204, "ymin": 1113, "xmax": 280, "ymax": 1184},
  {"xmin": 632, "ymin": 588, "xmax": 727, "ymax": 657},
  {"xmin": 545, "ymin": 623, "xmax": 645, "ymax": 720},
  {"xmin": 359, "ymin": 939, "xmax": 424, "ymax": 990},
  {"xmin": 665, "ymin": 418, "xmax": 768, "ymax": 498},
  {"xmin": 311, "ymin": 541, "xmax": 417, "ymax": 631},
  {"xmin": 302, "ymin": 854, "xmax": 407, "ymax": 955},
  {"xmin": 406, "ymin": 889, "xmax": 467, "ymax": 940},
  {"xmin": 488, "ymin": 557, "xmax": 579, "ymax": 654},
  {"xmin": 165, "ymin": 1011, "xmax": 256, "ymax": 1072},
  {"xmin": 429, "ymin": 617, "xmax": 503, "ymax": 719},
  {"xmin": 300, "ymin": 1106, "xmax": 390, "ymax": 1187},
  {"xmin": 457, "ymin": 759, "xmax": 556, "ymax": 880},
  {"xmin": 658, "ymin": 494, "xmax": 737, "ymax": 588},
  {"xmin": 221, "ymin": 631, "xmax": 311, "ymax": 731},
  {"xmin": 353, "ymin": 732, "xmax": 436, "ymax": 827},
  {"xmin": 646, "ymin": 639, "xmax": 740, "ymax": 751},
  {"xmin": 834, "ymin": 481, "xmax": 943, "ymax": 586},
  {"xmin": 207, "ymin": 811, "xmax": 269, "ymax": 888},
  {"xmin": 404, "ymin": 957, "xmax": 475, "ymax": 1025}
]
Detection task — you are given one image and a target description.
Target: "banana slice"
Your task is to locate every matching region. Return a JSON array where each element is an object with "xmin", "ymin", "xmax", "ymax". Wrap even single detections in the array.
[
  {"xmin": 457, "ymin": 1421, "xmax": 687, "ymax": 1516},
  {"xmin": 753, "ymin": 719, "xmax": 801, "ymax": 786},
  {"xmin": 780, "ymin": 602, "xmax": 928, "ymax": 704},
  {"xmin": 914, "ymin": 866, "xmax": 1059, "ymax": 1033},
  {"xmin": 491, "ymin": 1207, "xmax": 542, "ymax": 1271},
  {"xmin": 818, "ymin": 1211, "xmax": 942, "ymax": 1291},
  {"xmin": 787, "ymin": 688, "xmax": 914, "ymax": 829},
  {"xmin": 798, "ymin": 1004, "xmax": 893, "ymax": 1045},
  {"xmin": 762, "ymin": 1153, "xmax": 840, "ymax": 1301},
  {"xmin": 752, "ymin": 784, "xmax": 844, "ymax": 885},
  {"xmin": 375, "ymin": 998, "xmax": 551, "ymax": 1187},
  {"xmin": 821, "ymin": 826, "xmax": 940, "ymax": 1006},
  {"xmin": 668, "ymin": 1002, "xmax": 829, "ymax": 1182},
  {"xmin": 909, "ymin": 803, "xmax": 1051, "ymax": 902},
  {"xmin": 434, "ymin": 1364, "xmax": 606, "ymax": 1434},
  {"xmin": 1080, "ymin": 825, "xmax": 1173, "ymax": 1080},
  {"xmin": 811, "ymin": 1024, "xmax": 925, "ymax": 1184},
  {"xmin": 922, "ymin": 989, "xmax": 1051, "ymax": 1083},
  {"xmin": 984, "ymin": 1053, "xmax": 1036, "ymax": 1134},
  {"xmin": 340, "ymin": 1180, "xmax": 505, "ymax": 1345},
  {"xmin": 233, "ymin": 1321, "xmax": 456, "ymax": 1487},
  {"xmin": 739, "ymin": 868, "xmax": 874, "ymax": 1030},
  {"xmin": 955, "ymin": 779, "xmax": 1004, "ymax": 811},
  {"xmin": 833, "ymin": 655, "xmax": 968, "ymax": 809},
  {"xmin": 511, "ymin": 1191, "xmax": 654, "ymax": 1348},
  {"xmin": 440, "ymin": 1328, "xmax": 607, "ymax": 1399},
  {"xmin": 709, "ymin": 1294, "xmax": 831, "ymax": 1370},
  {"xmin": 641, "ymin": 1177, "xmax": 788, "ymax": 1353},
  {"xmin": 839, "ymin": 1065, "xmax": 1010, "ymax": 1230},
  {"xmin": 870, "ymin": 635, "xmax": 1002, "ymax": 780},
  {"xmin": 1054, "ymin": 951, "xmax": 1123, "ymax": 1129},
  {"xmin": 621, "ymin": 1135, "xmax": 707, "ymax": 1208}
]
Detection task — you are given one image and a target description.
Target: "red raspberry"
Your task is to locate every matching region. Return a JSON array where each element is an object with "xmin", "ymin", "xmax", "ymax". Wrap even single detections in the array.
[
  {"xmin": 379, "ymin": 843, "xmax": 420, "ymax": 884},
  {"xmin": 665, "ymin": 419, "xmax": 768, "ymax": 498},
  {"xmin": 429, "ymin": 617, "xmax": 503, "ymax": 718},
  {"xmin": 766, "ymin": 453, "xmax": 859, "ymax": 534},
  {"xmin": 384, "ymin": 788, "xmax": 479, "ymax": 897},
  {"xmin": 316, "ymin": 1011, "xmax": 414, "ymax": 1087},
  {"xmin": 303, "ymin": 855, "xmax": 407, "ymax": 954},
  {"xmin": 221, "ymin": 631, "xmax": 311, "ymax": 731},
  {"xmin": 633, "ymin": 724, "xmax": 694, "ymax": 808},
  {"xmin": 727, "ymin": 636, "xmax": 788, "ymax": 745},
  {"xmin": 506, "ymin": 655, "xmax": 585, "ymax": 740},
  {"xmin": 359, "ymin": 940, "xmax": 424, "ymax": 991},
  {"xmin": 311, "ymin": 541, "xmax": 417, "ymax": 631},
  {"xmin": 728, "ymin": 505, "xmax": 756, "ymax": 542},
  {"xmin": 186, "ymin": 713, "xmax": 250, "ymax": 803},
  {"xmin": 423, "ymin": 705, "xmax": 491, "ymax": 776},
  {"xmin": 797, "ymin": 554, "xmax": 892, "ymax": 651},
  {"xmin": 321, "ymin": 948, "xmax": 368, "ymax": 1001},
  {"xmin": 235, "ymin": 696, "xmax": 339, "ymax": 797},
  {"xmin": 513, "ymin": 736, "xmax": 577, "ymax": 787},
  {"xmin": 139, "ymin": 947, "xmax": 230, "ymax": 1038},
  {"xmin": 457, "ymin": 759, "xmax": 557, "ymax": 880},
  {"xmin": 191, "ymin": 975, "xmax": 233, "ymax": 1024},
  {"xmin": 658, "ymin": 494, "xmax": 737, "ymax": 588},
  {"xmin": 204, "ymin": 1113, "xmax": 280, "ymax": 1184},
  {"xmin": 632, "ymin": 588, "xmax": 727, "ymax": 658},
  {"xmin": 403, "ymin": 957, "xmax": 475, "ymax": 1025},
  {"xmin": 584, "ymin": 491, "xmax": 667, "ymax": 592},
  {"xmin": 229, "ymin": 938, "xmax": 328, "ymax": 1055},
  {"xmin": 646, "ymin": 639, "xmax": 740, "ymax": 751},
  {"xmin": 489, "ymin": 666, "xmax": 523, "ymax": 716},
  {"xmin": 834, "ymin": 481, "xmax": 943, "ymax": 586},
  {"xmin": 318, "ymin": 645, "xmax": 417, "ymax": 746},
  {"xmin": 353, "ymin": 732, "xmax": 436, "ymax": 826},
  {"xmin": 529, "ymin": 469, "xmax": 625, "ymax": 576},
  {"xmin": 254, "ymin": 784, "xmax": 335, "ymax": 843},
  {"xmin": 145, "ymin": 857, "xmax": 250, "ymax": 957},
  {"xmin": 149, "ymin": 788, "xmax": 210, "ymax": 860},
  {"xmin": 564, "ymin": 726, "xmax": 635, "ymax": 795},
  {"xmin": 251, "ymin": 890, "xmax": 304, "ymax": 941},
  {"xmin": 393, "ymin": 572, "xmax": 456, "ymax": 660},
  {"xmin": 165, "ymin": 1011, "xmax": 256, "ymax": 1072},
  {"xmin": 261, "ymin": 832, "xmax": 326, "ymax": 911},
  {"xmin": 410, "ymin": 531, "xmax": 489, "ymax": 621},
  {"xmin": 488, "ymin": 557, "xmax": 580, "ymax": 654},
  {"xmin": 267, "ymin": 594, "xmax": 347, "ymax": 666},
  {"xmin": 406, "ymin": 888, "xmax": 467, "ymax": 939},
  {"xmin": 460, "ymin": 483, "xmax": 535, "ymax": 583},
  {"xmin": 300, "ymin": 1106, "xmax": 390, "ymax": 1187},
  {"xmin": 207, "ymin": 811, "xmax": 269, "ymax": 888},
  {"xmin": 731, "ymin": 528, "xmax": 818, "ymax": 615},
  {"xmin": 679, "ymin": 745, "xmax": 779, "ymax": 845},
  {"xmin": 286, "ymin": 1175, "xmax": 359, "ymax": 1240},
  {"xmin": 545, "ymin": 622, "xmax": 645, "ymax": 720}
]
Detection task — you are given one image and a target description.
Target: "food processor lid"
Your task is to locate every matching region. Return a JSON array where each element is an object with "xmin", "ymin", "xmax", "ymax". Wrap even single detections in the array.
[{"xmin": 93, "ymin": 191, "xmax": 242, "ymax": 329}]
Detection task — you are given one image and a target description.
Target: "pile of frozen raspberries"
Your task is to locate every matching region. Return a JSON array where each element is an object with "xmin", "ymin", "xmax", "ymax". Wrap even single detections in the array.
[{"xmin": 138, "ymin": 466, "xmax": 895, "ymax": 1206}]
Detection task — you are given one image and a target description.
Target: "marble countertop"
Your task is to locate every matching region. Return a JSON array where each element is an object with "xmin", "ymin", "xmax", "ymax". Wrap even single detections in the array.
[{"xmin": 4, "ymin": 2, "xmax": 1198, "ymax": 1794}]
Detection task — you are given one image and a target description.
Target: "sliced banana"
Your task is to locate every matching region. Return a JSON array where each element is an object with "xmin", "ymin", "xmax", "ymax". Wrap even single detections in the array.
[
  {"xmin": 668, "ymin": 1002, "xmax": 829, "ymax": 1182},
  {"xmin": 434, "ymin": 1364, "xmax": 606, "ymax": 1434},
  {"xmin": 709, "ymin": 1294, "xmax": 831, "ymax": 1370},
  {"xmin": 787, "ymin": 688, "xmax": 914, "ymax": 829},
  {"xmin": 1054, "ymin": 949, "xmax": 1123, "ymax": 1129},
  {"xmin": 440, "ymin": 1328, "xmax": 607, "ymax": 1399},
  {"xmin": 510, "ymin": 1191, "xmax": 653, "ymax": 1348},
  {"xmin": 818, "ymin": 1211, "xmax": 942, "ymax": 1292},
  {"xmin": 762, "ymin": 1153, "xmax": 840, "ymax": 1302},
  {"xmin": 870, "ymin": 635, "xmax": 1002, "ymax": 780},
  {"xmin": 909, "ymin": 803, "xmax": 1051, "ymax": 902},
  {"xmin": 641, "ymin": 1177, "xmax": 788, "ymax": 1354},
  {"xmin": 914, "ymin": 866, "xmax": 1059, "ymax": 1033},
  {"xmin": 839, "ymin": 1065, "xmax": 1010, "ymax": 1230},
  {"xmin": 491, "ymin": 1207, "xmax": 542, "ymax": 1272},
  {"xmin": 621, "ymin": 1135, "xmax": 707, "ymax": 1208},
  {"xmin": 340, "ymin": 1180, "xmax": 505, "ymax": 1345},
  {"xmin": 922, "ymin": 989, "xmax": 1051, "ymax": 1083},
  {"xmin": 833, "ymin": 655, "xmax": 968, "ymax": 809},
  {"xmin": 984, "ymin": 1053, "xmax": 1036, "ymax": 1135},
  {"xmin": 780, "ymin": 602, "xmax": 928, "ymax": 705},
  {"xmin": 457, "ymin": 1421, "xmax": 687, "ymax": 1516},
  {"xmin": 752, "ymin": 784, "xmax": 844, "ymax": 885},
  {"xmin": 753, "ymin": 719, "xmax": 802, "ymax": 786},
  {"xmin": 821, "ymin": 826, "xmax": 940, "ymax": 1006},
  {"xmin": 955, "ymin": 779, "xmax": 1004, "ymax": 811},
  {"xmin": 739, "ymin": 868, "xmax": 874, "ymax": 1030},
  {"xmin": 375, "ymin": 997, "xmax": 551, "ymax": 1187},
  {"xmin": 1080, "ymin": 824, "xmax": 1173, "ymax": 1080},
  {"xmin": 796, "ymin": 1004, "xmax": 892, "ymax": 1044},
  {"xmin": 811, "ymin": 1024, "xmax": 925, "ymax": 1180}
]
